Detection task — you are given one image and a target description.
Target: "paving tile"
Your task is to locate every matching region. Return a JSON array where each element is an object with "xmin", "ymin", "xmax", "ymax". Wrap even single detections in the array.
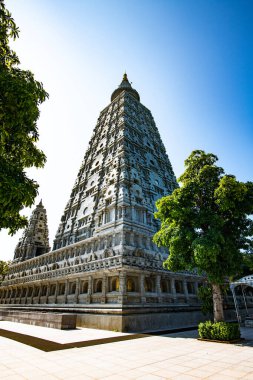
[
  {"xmin": 137, "ymin": 365, "xmax": 162, "ymax": 373},
  {"xmin": 102, "ymin": 376, "xmax": 131, "ymax": 380},
  {"xmin": 238, "ymin": 366, "xmax": 253, "ymax": 375},
  {"xmin": 169, "ymin": 375, "xmax": 199, "ymax": 380},
  {"xmin": 164, "ymin": 364, "xmax": 193, "ymax": 374},
  {"xmin": 242, "ymin": 361, "xmax": 253, "ymax": 369},
  {"xmin": 190, "ymin": 368, "xmax": 221, "ymax": 377},
  {"xmin": 65, "ymin": 376, "xmax": 95, "ymax": 380},
  {"xmin": 1, "ymin": 373, "xmax": 19, "ymax": 379},
  {"xmin": 182, "ymin": 359, "xmax": 213, "ymax": 369},
  {"xmin": 210, "ymin": 361, "xmax": 232, "ymax": 369},
  {"xmin": 79, "ymin": 368, "xmax": 114, "ymax": 379},
  {"xmin": 153, "ymin": 368, "xmax": 181, "ymax": 377},
  {"xmin": 218, "ymin": 369, "xmax": 251, "ymax": 379},
  {"xmin": 136, "ymin": 375, "xmax": 166, "ymax": 380},
  {"xmin": 2, "ymin": 376, "xmax": 26, "ymax": 380},
  {"xmin": 0, "ymin": 325, "xmax": 253, "ymax": 380},
  {"xmin": 116, "ymin": 369, "xmax": 148, "ymax": 379},
  {"xmin": 205, "ymin": 375, "xmax": 239, "ymax": 380},
  {"xmin": 24, "ymin": 375, "xmax": 59, "ymax": 380}
]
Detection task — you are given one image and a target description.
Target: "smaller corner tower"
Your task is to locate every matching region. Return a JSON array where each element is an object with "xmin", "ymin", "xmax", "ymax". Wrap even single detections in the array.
[{"xmin": 13, "ymin": 200, "xmax": 50, "ymax": 262}]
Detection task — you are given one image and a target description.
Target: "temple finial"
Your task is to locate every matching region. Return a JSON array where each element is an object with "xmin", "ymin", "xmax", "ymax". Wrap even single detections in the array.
[
  {"xmin": 123, "ymin": 72, "xmax": 128, "ymax": 82},
  {"xmin": 39, "ymin": 199, "xmax": 43, "ymax": 206},
  {"xmin": 111, "ymin": 73, "xmax": 140, "ymax": 102}
]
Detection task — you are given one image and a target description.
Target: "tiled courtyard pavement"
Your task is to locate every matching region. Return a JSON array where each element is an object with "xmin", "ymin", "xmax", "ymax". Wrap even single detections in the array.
[{"xmin": 0, "ymin": 322, "xmax": 253, "ymax": 380}]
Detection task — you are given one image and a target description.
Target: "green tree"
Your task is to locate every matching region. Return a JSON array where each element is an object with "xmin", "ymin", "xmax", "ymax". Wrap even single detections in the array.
[
  {"xmin": 154, "ymin": 150, "xmax": 253, "ymax": 322},
  {"xmin": 0, "ymin": 1, "xmax": 48, "ymax": 234},
  {"xmin": 0, "ymin": 260, "xmax": 9, "ymax": 284}
]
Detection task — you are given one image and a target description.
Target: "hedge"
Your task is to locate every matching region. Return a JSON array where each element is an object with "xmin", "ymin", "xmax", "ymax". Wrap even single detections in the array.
[{"xmin": 198, "ymin": 321, "xmax": 240, "ymax": 341}]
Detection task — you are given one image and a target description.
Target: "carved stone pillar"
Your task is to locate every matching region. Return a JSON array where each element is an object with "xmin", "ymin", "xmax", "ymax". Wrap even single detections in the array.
[
  {"xmin": 119, "ymin": 231, "xmax": 124, "ymax": 246},
  {"xmin": 38, "ymin": 285, "xmax": 42, "ymax": 304},
  {"xmin": 130, "ymin": 232, "xmax": 135, "ymax": 246},
  {"xmin": 118, "ymin": 272, "xmax": 127, "ymax": 304},
  {"xmin": 5, "ymin": 289, "xmax": 9, "ymax": 303},
  {"xmin": 54, "ymin": 282, "xmax": 59, "ymax": 304},
  {"xmin": 5, "ymin": 289, "xmax": 9, "ymax": 304},
  {"xmin": 31, "ymin": 285, "xmax": 35, "ymax": 304},
  {"xmin": 8, "ymin": 287, "xmax": 13, "ymax": 304},
  {"xmin": 87, "ymin": 276, "xmax": 92, "ymax": 304},
  {"xmin": 183, "ymin": 280, "xmax": 189, "ymax": 303},
  {"xmin": 74, "ymin": 278, "xmax": 80, "ymax": 304},
  {"xmin": 11, "ymin": 288, "xmax": 16, "ymax": 304},
  {"xmin": 64, "ymin": 280, "xmax": 69, "ymax": 304},
  {"xmin": 13, "ymin": 288, "xmax": 18, "ymax": 304},
  {"xmin": 171, "ymin": 278, "xmax": 177, "ymax": 302},
  {"xmin": 194, "ymin": 282, "xmax": 199, "ymax": 295},
  {"xmin": 6, "ymin": 288, "xmax": 10, "ymax": 304},
  {"xmin": 2, "ymin": 289, "xmax": 6, "ymax": 304},
  {"xmin": 156, "ymin": 275, "xmax": 162, "ymax": 303},
  {"xmin": 4, "ymin": 289, "xmax": 9, "ymax": 303},
  {"xmin": 114, "ymin": 207, "xmax": 118, "ymax": 221},
  {"xmin": 24, "ymin": 287, "xmax": 29, "ymax": 304},
  {"xmin": 146, "ymin": 236, "xmax": 151, "ymax": 250},
  {"xmin": 140, "ymin": 274, "xmax": 146, "ymax": 303},
  {"xmin": 1, "ymin": 290, "xmax": 3, "ymax": 304},
  {"xmin": 45, "ymin": 283, "xmax": 50, "ymax": 304},
  {"xmin": 101, "ymin": 274, "xmax": 107, "ymax": 304},
  {"xmin": 0, "ymin": 289, "xmax": 4, "ymax": 302},
  {"xmin": 143, "ymin": 211, "xmax": 147, "ymax": 224},
  {"xmin": 131, "ymin": 205, "xmax": 135, "ymax": 220},
  {"xmin": 111, "ymin": 207, "xmax": 115, "ymax": 222},
  {"xmin": 3, "ymin": 289, "xmax": 6, "ymax": 304}
]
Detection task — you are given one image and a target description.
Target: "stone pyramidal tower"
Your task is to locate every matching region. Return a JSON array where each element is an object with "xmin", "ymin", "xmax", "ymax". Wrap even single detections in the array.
[
  {"xmin": 1, "ymin": 75, "xmax": 204, "ymax": 332},
  {"xmin": 13, "ymin": 200, "xmax": 50, "ymax": 262},
  {"xmin": 53, "ymin": 73, "xmax": 177, "ymax": 254}
]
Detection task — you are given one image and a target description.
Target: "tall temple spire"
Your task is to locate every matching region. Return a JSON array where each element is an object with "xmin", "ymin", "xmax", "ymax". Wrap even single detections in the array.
[
  {"xmin": 53, "ymin": 74, "xmax": 177, "ymax": 251},
  {"xmin": 13, "ymin": 201, "xmax": 50, "ymax": 262}
]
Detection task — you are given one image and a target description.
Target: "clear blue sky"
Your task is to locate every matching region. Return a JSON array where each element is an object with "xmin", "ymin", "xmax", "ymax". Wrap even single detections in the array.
[{"xmin": 1, "ymin": 0, "xmax": 253, "ymax": 260}]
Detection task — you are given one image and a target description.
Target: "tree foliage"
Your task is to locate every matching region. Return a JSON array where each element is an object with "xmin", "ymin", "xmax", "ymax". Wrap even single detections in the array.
[
  {"xmin": 154, "ymin": 150, "xmax": 253, "ymax": 321},
  {"xmin": 0, "ymin": 260, "xmax": 9, "ymax": 284},
  {"xmin": 0, "ymin": 1, "xmax": 48, "ymax": 234},
  {"xmin": 197, "ymin": 285, "xmax": 213, "ymax": 315}
]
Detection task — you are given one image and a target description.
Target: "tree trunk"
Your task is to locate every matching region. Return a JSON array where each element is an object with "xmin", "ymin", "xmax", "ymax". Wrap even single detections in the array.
[{"xmin": 211, "ymin": 283, "xmax": 224, "ymax": 322}]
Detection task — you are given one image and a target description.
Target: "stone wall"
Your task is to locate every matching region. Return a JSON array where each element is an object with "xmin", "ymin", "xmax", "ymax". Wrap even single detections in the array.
[
  {"xmin": 0, "ymin": 310, "xmax": 76, "ymax": 329},
  {"xmin": 0, "ymin": 266, "xmax": 202, "ymax": 308}
]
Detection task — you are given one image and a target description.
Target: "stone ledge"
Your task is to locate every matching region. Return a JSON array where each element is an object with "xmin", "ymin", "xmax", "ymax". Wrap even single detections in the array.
[{"xmin": 0, "ymin": 310, "xmax": 76, "ymax": 330}]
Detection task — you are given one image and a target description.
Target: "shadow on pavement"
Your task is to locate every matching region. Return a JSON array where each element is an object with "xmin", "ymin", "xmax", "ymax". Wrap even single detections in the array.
[
  {"xmin": 0, "ymin": 326, "xmax": 253, "ymax": 352},
  {"xmin": 0, "ymin": 328, "xmax": 147, "ymax": 352}
]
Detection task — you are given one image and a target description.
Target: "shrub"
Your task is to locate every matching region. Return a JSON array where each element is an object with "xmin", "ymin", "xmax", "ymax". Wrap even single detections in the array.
[
  {"xmin": 198, "ymin": 320, "xmax": 213, "ymax": 339},
  {"xmin": 198, "ymin": 321, "xmax": 240, "ymax": 341}
]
